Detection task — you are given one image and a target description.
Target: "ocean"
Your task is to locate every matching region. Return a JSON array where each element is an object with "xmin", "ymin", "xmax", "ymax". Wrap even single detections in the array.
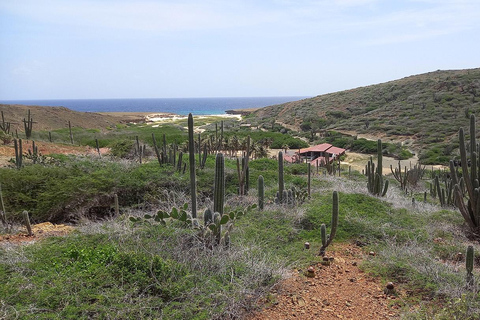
[{"xmin": 0, "ymin": 97, "xmax": 309, "ymax": 115}]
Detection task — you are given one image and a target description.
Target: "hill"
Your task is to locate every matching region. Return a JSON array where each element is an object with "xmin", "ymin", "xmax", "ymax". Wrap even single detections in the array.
[
  {"xmin": 248, "ymin": 68, "xmax": 480, "ymax": 163},
  {"xmin": 0, "ymin": 104, "xmax": 151, "ymax": 132}
]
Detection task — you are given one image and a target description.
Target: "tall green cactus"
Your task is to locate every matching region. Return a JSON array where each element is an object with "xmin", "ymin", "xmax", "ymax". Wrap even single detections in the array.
[
  {"xmin": 214, "ymin": 153, "xmax": 225, "ymax": 215},
  {"xmin": 236, "ymin": 136, "xmax": 250, "ymax": 196},
  {"xmin": 319, "ymin": 191, "xmax": 339, "ymax": 256},
  {"xmin": 435, "ymin": 175, "xmax": 446, "ymax": 207},
  {"xmin": 68, "ymin": 120, "xmax": 74, "ymax": 144},
  {"xmin": 466, "ymin": 245, "xmax": 475, "ymax": 288},
  {"xmin": 366, "ymin": 139, "xmax": 388, "ymax": 197},
  {"xmin": 307, "ymin": 163, "xmax": 311, "ymax": 198},
  {"xmin": 278, "ymin": 151, "xmax": 284, "ymax": 203},
  {"xmin": 14, "ymin": 138, "xmax": 23, "ymax": 169},
  {"xmin": 23, "ymin": 109, "xmax": 33, "ymax": 139},
  {"xmin": 450, "ymin": 114, "xmax": 480, "ymax": 231},
  {"xmin": 0, "ymin": 183, "xmax": 7, "ymax": 228},
  {"xmin": 213, "ymin": 153, "xmax": 225, "ymax": 245},
  {"xmin": 188, "ymin": 113, "xmax": 197, "ymax": 218},
  {"xmin": 258, "ymin": 175, "xmax": 264, "ymax": 210}
]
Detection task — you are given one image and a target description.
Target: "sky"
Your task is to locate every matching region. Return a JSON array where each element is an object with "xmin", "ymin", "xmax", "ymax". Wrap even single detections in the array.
[{"xmin": 0, "ymin": 0, "xmax": 479, "ymax": 100}]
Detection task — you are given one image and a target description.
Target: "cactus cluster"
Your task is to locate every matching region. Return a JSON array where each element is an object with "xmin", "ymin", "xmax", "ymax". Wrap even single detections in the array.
[
  {"xmin": 319, "ymin": 191, "xmax": 339, "ymax": 256},
  {"xmin": 366, "ymin": 139, "xmax": 389, "ymax": 197},
  {"xmin": 0, "ymin": 111, "xmax": 11, "ymax": 134},
  {"xmin": 390, "ymin": 161, "xmax": 426, "ymax": 191},
  {"xmin": 449, "ymin": 114, "xmax": 480, "ymax": 231},
  {"xmin": 434, "ymin": 175, "xmax": 453, "ymax": 207},
  {"xmin": 152, "ymin": 133, "xmax": 183, "ymax": 168}
]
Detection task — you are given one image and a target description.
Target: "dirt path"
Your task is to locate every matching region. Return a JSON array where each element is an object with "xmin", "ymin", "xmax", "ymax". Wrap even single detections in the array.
[{"xmin": 248, "ymin": 243, "xmax": 401, "ymax": 320}]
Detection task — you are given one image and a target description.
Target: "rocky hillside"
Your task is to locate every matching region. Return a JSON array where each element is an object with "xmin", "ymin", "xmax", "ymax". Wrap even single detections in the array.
[
  {"xmin": 0, "ymin": 104, "xmax": 147, "ymax": 132},
  {"xmin": 249, "ymin": 68, "xmax": 480, "ymax": 160}
]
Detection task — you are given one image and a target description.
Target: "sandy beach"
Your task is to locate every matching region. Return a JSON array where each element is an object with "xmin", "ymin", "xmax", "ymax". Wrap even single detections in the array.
[{"xmin": 98, "ymin": 111, "xmax": 243, "ymax": 123}]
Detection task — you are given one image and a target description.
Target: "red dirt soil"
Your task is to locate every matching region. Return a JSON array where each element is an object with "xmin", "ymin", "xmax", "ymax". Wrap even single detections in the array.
[{"xmin": 248, "ymin": 243, "xmax": 402, "ymax": 320}]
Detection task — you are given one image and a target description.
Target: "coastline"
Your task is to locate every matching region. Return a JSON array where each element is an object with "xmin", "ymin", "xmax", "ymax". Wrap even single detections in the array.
[{"xmin": 98, "ymin": 111, "xmax": 245, "ymax": 123}]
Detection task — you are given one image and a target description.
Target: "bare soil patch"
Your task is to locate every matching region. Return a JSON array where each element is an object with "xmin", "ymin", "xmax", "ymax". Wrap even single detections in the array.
[
  {"xmin": 0, "ymin": 222, "xmax": 74, "ymax": 246},
  {"xmin": 248, "ymin": 243, "xmax": 402, "ymax": 320}
]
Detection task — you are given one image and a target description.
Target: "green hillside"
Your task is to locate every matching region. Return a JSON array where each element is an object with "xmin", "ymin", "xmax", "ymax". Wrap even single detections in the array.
[{"xmin": 248, "ymin": 68, "xmax": 480, "ymax": 164}]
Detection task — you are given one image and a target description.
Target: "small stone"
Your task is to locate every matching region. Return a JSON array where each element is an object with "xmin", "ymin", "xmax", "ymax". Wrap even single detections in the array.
[
  {"xmin": 384, "ymin": 282, "xmax": 396, "ymax": 295},
  {"xmin": 306, "ymin": 266, "xmax": 315, "ymax": 278},
  {"xmin": 455, "ymin": 252, "xmax": 464, "ymax": 261}
]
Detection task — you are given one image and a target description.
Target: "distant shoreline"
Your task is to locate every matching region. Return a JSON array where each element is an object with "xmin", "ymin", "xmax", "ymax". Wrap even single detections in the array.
[{"xmin": 0, "ymin": 96, "xmax": 300, "ymax": 115}]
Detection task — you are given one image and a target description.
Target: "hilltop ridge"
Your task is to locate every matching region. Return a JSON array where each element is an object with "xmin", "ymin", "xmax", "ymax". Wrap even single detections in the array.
[{"xmin": 248, "ymin": 68, "xmax": 480, "ymax": 162}]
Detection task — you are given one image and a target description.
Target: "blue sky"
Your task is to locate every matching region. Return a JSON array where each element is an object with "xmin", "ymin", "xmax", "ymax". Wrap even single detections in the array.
[{"xmin": 0, "ymin": 0, "xmax": 479, "ymax": 100}]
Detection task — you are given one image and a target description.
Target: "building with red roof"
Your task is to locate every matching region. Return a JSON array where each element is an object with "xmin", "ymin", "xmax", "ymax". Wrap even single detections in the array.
[{"xmin": 297, "ymin": 143, "xmax": 346, "ymax": 165}]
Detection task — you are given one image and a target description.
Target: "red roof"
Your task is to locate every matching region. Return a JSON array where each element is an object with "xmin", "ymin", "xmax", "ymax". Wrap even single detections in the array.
[
  {"xmin": 326, "ymin": 146, "xmax": 346, "ymax": 156},
  {"xmin": 299, "ymin": 143, "xmax": 332, "ymax": 154}
]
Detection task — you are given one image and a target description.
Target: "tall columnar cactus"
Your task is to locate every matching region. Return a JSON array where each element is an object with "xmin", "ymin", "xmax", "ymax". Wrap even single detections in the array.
[
  {"xmin": 435, "ymin": 175, "xmax": 446, "ymax": 207},
  {"xmin": 95, "ymin": 139, "xmax": 101, "ymax": 156},
  {"xmin": 152, "ymin": 133, "xmax": 162, "ymax": 166},
  {"xmin": 188, "ymin": 113, "xmax": 197, "ymax": 218},
  {"xmin": 23, "ymin": 210, "xmax": 33, "ymax": 236},
  {"xmin": 466, "ymin": 245, "xmax": 475, "ymax": 288},
  {"xmin": 366, "ymin": 139, "xmax": 389, "ymax": 197},
  {"xmin": 23, "ymin": 109, "xmax": 33, "ymax": 139},
  {"xmin": 214, "ymin": 153, "xmax": 225, "ymax": 215},
  {"xmin": 258, "ymin": 175, "xmax": 264, "ymax": 210},
  {"xmin": 236, "ymin": 136, "xmax": 250, "ymax": 196},
  {"xmin": 0, "ymin": 183, "xmax": 7, "ymax": 228},
  {"xmin": 319, "ymin": 191, "xmax": 339, "ymax": 256},
  {"xmin": 114, "ymin": 193, "xmax": 119, "ymax": 215},
  {"xmin": 278, "ymin": 151, "xmax": 284, "ymax": 203},
  {"xmin": 449, "ymin": 114, "xmax": 480, "ymax": 231},
  {"xmin": 68, "ymin": 120, "xmax": 74, "ymax": 144},
  {"xmin": 14, "ymin": 138, "xmax": 23, "ymax": 169},
  {"xmin": 307, "ymin": 163, "xmax": 311, "ymax": 198}
]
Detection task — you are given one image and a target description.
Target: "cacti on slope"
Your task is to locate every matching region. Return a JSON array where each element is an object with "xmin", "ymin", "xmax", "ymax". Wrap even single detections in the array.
[
  {"xmin": 449, "ymin": 114, "xmax": 480, "ymax": 231},
  {"xmin": 366, "ymin": 139, "xmax": 388, "ymax": 197}
]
